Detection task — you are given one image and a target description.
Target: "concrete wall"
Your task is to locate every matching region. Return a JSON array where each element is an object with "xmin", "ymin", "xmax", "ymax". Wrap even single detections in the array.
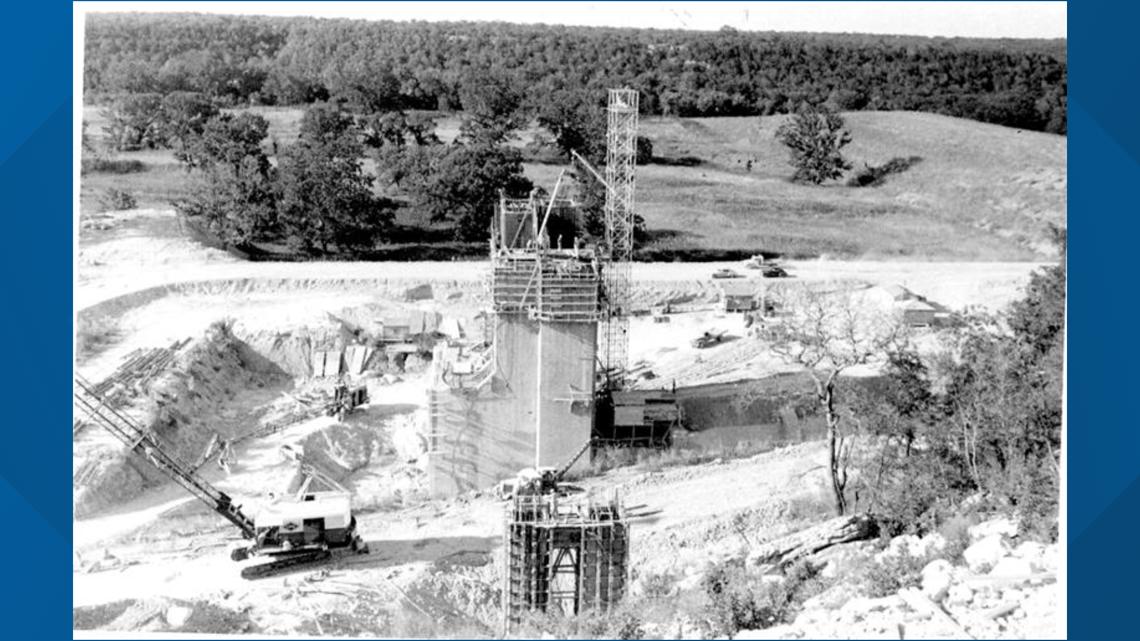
[
  {"xmin": 427, "ymin": 316, "xmax": 597, "ymax": 497},
  {"xmin": 535, "ymin": 321, "xmax": 596, "ymax": 468}
]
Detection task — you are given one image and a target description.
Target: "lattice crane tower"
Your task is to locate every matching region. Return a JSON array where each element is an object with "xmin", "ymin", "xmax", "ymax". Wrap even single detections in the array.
[{"xmin": 600, "ymin": 88, "xmax": 639, "ymax": 388}]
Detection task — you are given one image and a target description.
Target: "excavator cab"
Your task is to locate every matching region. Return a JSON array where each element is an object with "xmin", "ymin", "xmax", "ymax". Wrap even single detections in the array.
[{"xmin": 231, "ymin": 448, "xmax": 369, "ymax": 576}]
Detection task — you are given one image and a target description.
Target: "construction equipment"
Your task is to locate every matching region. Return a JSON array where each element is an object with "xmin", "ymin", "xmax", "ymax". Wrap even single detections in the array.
[
  {"xmin": 691, "ymin": 329, "xmax": 728, "ymax": 349},
  {"xmin": 744, "ymin": 255, "xmax": 789, "ymax": 278},
  {"xmin": 712, "ymin": 268, "xmax": 744, "ymax": 279},
  {"xmin": 74, "ymin": 374, "xmax": 369, "ymax": 580},
  {"xmin": 232, "ymin": 446, "xmax": 370, "ymax": 578},
  {"xmin": 744, "ymin": 254, "xmax": 766, "ymax": 269},
  {"xmin": 496, "ymin": 439, "xmax": 591, "ymax": 500},
  {"xmin": 329, "ymin": 379, "xmax": 369, "ymax": 422}
]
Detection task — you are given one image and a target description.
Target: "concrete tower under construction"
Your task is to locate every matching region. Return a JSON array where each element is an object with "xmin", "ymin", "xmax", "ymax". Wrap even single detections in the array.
[
  {"xmin": 426, "ymin": 190, "xmax": 601, "ymax": 496},
  {"xmin": 426, "ymin": 88, "xmax": 663, "ymax": 497}
]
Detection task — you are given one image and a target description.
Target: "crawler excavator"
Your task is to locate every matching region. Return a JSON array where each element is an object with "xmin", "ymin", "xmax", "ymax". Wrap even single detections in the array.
[{"xmin": 74, "ymin": 374, "xmax": 369, "ymax": 579}]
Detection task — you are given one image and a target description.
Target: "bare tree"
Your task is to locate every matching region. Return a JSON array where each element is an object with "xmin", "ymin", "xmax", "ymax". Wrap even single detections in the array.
[{"xmin": 761, "ymin": 285, "xmax": 907, "ymax": 515}]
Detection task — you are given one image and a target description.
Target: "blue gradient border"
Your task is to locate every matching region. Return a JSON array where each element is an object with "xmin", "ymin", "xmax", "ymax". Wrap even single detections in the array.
[
  {"xmin": 0, "ymin": 0, "xmax": 72, "ymax": 638},
  {"xmin": 0, "ymin": 1, "xmax": 1128, "ymax": 639},
  {"xmin": 1067, "ymin": 0, "xmax": 1138, "ymax": 639}
]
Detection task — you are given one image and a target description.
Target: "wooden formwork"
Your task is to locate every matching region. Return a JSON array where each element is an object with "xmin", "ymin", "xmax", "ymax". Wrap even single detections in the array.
[
  {"xmin": 503, "ymin": 493, "xmax": 628, "ymax": 631},
  {"xmin": 491, "ymin": 254, "xmax": 601, "ymax": 323}
]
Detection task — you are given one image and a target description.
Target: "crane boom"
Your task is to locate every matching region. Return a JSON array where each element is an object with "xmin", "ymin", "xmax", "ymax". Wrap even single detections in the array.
[{"xmin": 74, "ymin": 375, "xmax": 257, "ymax": 538}]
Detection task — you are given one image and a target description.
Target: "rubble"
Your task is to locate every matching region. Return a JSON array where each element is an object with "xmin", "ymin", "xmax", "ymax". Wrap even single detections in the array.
[
  {"xmin": 963, "ymin": 534, "xmax": 1010, "ymax": 573},
  {"xmin": 732, "ymin": 516, "xmax": 1061, "ymax": 640}
]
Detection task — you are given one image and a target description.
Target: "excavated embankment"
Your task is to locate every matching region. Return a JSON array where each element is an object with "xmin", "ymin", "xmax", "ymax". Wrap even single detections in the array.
[{"xmin": 74, "ymin": 322, "xmax": 289, "ymax": 517}]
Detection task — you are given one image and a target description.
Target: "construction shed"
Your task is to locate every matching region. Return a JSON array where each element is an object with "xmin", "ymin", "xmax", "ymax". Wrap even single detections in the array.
[
  {"xmin": 374, "ymin": 310, "xmax": 441, "ymax": 343},
  {"xmin": 594, "ymin": 388, "xmax": 682, "ymax": 449},
  {"xmin": 868, "ymin": 285, "xmax": 953, "ymax": 327},
  {"xmin": 719, "ymin": 280, "xmax": 762, "ymax": 313},
  {"xmin": 899, "ymin": 299, "xmax": 940, "ymax": 327}
]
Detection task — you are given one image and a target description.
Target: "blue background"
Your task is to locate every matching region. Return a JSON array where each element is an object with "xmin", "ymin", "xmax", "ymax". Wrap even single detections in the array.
[{"xmin": 0, "ymin": 1, "xmax": 1130, "ymax": 638}]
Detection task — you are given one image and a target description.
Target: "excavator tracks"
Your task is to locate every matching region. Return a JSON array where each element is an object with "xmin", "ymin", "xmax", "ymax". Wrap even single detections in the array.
[{"xmin": 240, "ymin": 549, "xmax": 333, "ymax": 580}]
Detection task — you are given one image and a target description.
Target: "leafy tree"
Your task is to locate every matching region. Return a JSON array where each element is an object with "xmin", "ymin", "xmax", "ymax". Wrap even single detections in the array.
[
  {"xmin": 362, "ymin": 110, "xmax": 439, "ymax": 152},
  {"xmin": 98, "ymin": 58, "xmax": 161, "ymax": 95},
  {"xmin": 176, "ymin": 155, "xmax": 277, "ymax": 248},
  {"xmin": 1008, "ymin": 226, "xmax": 1066, "ymax": 356},
  {"xmin": 296, "ymin": 102, "xmax": 356, "ymax": 147},
  {"xmin": 276, "ymin": 104, "xmax": 392, "ymax": 252},
  {"xmin": 180, "ymin": 112, "xmax": 271, "ymax": 172},
  {"xmin": 174, "ymin": 111, "xmax": 275, "ymax": 247},
  {"xmin": 159, "ymin": 92, "xmax": 220, "ymax": 166},
  {"xmin": 853, "ymin": 231, "xmax": 1065, "ymax": 538},
  {"xmin": 760, "ymin": 286, "xmax": 907, "ymax": 515},
  {"xmin": 458, "ymin": 70, "xmax": 527, "ymax": 145},
  {"xmin": 775, "ymin": 104, "xmax": 853, "ymax": 184},
  {"xmin": 401, "ymin": 143, "xmax": 532, "ymax": 241},
  {"xmin": 363, "ymin": 111, "xmax": 441, "ymax": 189},
  {"xmin": 635, "ymin": 135, "xmax": 654, "ymax": 165},
  {"xmin": 324, "ymin": 57, "xmax": 402, "ymax": 113},
  {"xmin": 102, "ymin": 93, "xmax": 166, "ymax": 151},
  {"xmin": 535, "ymin": 89, "xmax": 606, "ymax": 161}
]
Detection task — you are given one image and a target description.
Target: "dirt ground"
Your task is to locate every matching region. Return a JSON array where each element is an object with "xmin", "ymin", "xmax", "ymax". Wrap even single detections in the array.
[{"xmin": 73, "ymin": 207, "xmax": 1052, "ymax": 637}]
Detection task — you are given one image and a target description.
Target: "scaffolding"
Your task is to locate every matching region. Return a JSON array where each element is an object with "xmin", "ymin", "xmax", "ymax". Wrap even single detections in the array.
[
  {"xmin": 491, "ymin": 255, "xmax": 601, "ymax": 323},
  {"xmin": 490, "ymin": 188, "xmax": 602, "ymax": 324},
  {"xmin": 498, "ymin": 195, "xmax": 540, "ymax": 251},
  {"xmin": 600, "ymin": 88, "xmax": 639, "ymax": 389},
  {"xmin": 502, "ymin": 491, "xmax": 629, "ymax": 631}
]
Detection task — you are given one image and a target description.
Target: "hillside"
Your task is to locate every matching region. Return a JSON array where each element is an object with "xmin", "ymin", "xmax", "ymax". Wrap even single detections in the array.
[
  {"xmin": 81, "ymin": 107, "xmax": 1065, "ymax": 261},
  {"xmin": 527, "ymin": 111, "xmax": 1065, "ymax": 260}
]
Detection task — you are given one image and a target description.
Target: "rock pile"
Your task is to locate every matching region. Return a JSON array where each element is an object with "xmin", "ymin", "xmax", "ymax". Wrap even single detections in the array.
[{"xmin": 736, "ymin": 516, "xmax": 1061, "ymax": 640}]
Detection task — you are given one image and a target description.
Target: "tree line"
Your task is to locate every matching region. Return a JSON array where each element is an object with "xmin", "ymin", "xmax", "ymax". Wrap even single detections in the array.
[
  {"xmin": 84, "ymin": 13, "xmax": 1067, "ymax": 133},
  {"xmin": 101, "ymin": 74, "xmax": 649, "ymax": 255},
  {"xmin": 165, "ymin": 97, "xmax": 538, "ymax": 254},
  {"xmin": 760, "ymin": 229, "xmax": 1065, "ymax": 539}
]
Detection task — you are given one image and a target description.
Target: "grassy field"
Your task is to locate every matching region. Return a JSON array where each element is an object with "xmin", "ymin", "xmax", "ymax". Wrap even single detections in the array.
[{"xmin": 81, "ymin": 106, "xmax": 1065, "ymax": 260}]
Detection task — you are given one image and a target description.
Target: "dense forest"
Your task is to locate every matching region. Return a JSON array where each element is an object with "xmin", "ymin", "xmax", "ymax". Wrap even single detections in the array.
[{"xmin": 84, "ymin": 13, "xmax": 1067, "ymax": 134}]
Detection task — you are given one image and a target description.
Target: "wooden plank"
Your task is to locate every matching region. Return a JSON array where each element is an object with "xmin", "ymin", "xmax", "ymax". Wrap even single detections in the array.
[{"xmin": 350, "ymin": 346, "xmax": 366, "ymax": 375}]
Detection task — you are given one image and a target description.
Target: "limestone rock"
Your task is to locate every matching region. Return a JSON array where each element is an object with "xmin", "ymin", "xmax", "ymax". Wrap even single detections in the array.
[
  {"xmin": 946, "ymin": 583, "xmax": 974, "ymax": 606},
  {"xmin": 988, "ymin": 556, "xmax": 1034, "ymax": 580},
  {"xmin": 921, "ymin": 559, "xmax": 954, "ymax": 601},
  {"xmin": 164, "ymin": 606, "xmax": 192, "ymax": 628},
  {"xmin": 968, "ymin": 516, "xmax": 1019, "ymax": 543},
  {"xmin": 963, "ymin": 534, "xmax": 1009, "ymax": 573}
]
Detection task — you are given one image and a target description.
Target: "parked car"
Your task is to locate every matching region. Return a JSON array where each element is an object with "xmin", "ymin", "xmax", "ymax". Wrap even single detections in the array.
[{"xmin": 712, "ymin": 268, "xmax": 743, "ymax": 279}]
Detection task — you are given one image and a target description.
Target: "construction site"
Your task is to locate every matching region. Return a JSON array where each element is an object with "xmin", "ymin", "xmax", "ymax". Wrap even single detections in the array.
[{"xmin": 73, "ymin": 89, "xmax": 1060, "ymax": 638}]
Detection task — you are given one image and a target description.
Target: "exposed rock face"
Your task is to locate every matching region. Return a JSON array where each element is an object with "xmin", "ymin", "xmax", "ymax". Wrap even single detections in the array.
[{"xmin": 732, "ymin": 516, "xmax": 1062, "ymax": 640}]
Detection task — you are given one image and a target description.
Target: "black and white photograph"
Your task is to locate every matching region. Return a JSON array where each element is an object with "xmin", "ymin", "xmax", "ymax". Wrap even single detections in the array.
[{"xmin": 74, "ymin": 2, "xmax": 1067, "ymax": 637}]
